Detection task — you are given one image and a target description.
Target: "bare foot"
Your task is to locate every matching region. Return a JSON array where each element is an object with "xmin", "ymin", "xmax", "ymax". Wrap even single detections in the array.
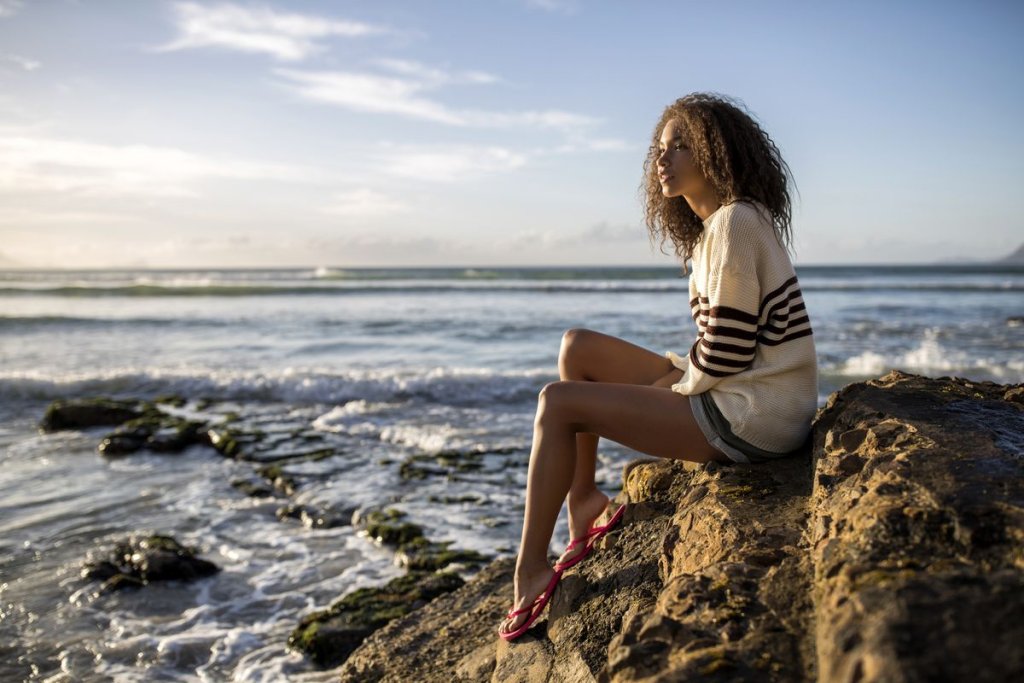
[
  {"xmin": 556, "ymin": 489, "xmax": 611, "ymax": 567},
  {"xmin": 498, "ymin": 564, "xmax": 559, "ymax": 637}
]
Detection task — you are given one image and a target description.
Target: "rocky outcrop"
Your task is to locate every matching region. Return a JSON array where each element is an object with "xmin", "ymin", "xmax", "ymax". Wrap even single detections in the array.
[
  {"xmin": 810, "ymin": 372, "xmax": 1023, "ymax": 682},
  {"xmin": 331, "ymin": 371, "xmax": 1024, "ymax": 682}
]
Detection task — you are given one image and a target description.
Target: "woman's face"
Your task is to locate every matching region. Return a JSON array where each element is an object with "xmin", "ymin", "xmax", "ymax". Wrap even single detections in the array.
[{"xmin": 655, "ymin": 118, "xmax": 710, "ymax": 199}]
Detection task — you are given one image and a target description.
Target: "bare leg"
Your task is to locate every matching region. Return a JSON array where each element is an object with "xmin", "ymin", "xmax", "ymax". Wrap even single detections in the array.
[
  {"xmin": 557, "ymin": 329, "xmax": 679, "ymax": 566},
  {"xmin": 498, "ymin": 374, "xmax": 729, "ymax": 636}
]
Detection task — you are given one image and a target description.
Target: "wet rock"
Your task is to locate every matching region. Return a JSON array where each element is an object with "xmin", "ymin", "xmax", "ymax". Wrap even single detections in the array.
[
  {"xmin": 288, "ymin": 570, "xmax": 464, "ymax": 668},
  {"xmin": 394, "ymin": 537, "xmax": 489, "ymax": 572},
  {"xmin": 328, "ymin": 371, "xmax": 1023, "ymax": 683},
  {"xmin": 276, "ymin": 503, "xmax": 352, "ymax": 529},
  {"xmin": 231, "ymin": 478, "xmax": 275, "ymax": 498},
  {"xmin": 82, "ymin": 534, "xmax": 220, "ymax": 595},
  {"xmin": 40, "ymin": 398, "xmax": 146, "ymax": 431},
  {"xmin": 256, "ymin": 464, "xmax": 298, "ymax": 496},
  {"xmin": 98, "ymin": 415, "xmax": 208, "ymax": 456},
  {"xmin": 153, "ymin": 394, "xmax": 187, "ymax": 407},
  {"xmin": 207, "ymin": 427, "xmax": 246, "ymax": 458},
  {"xmin": 337, "ymin": 558, "xmax": 514, "ymax": 682},
  {"xmin": 353, "ymin": 508, "xmax": 424, "ymax": 547}
]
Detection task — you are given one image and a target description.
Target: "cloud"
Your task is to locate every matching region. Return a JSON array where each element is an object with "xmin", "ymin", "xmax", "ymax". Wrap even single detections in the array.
[
  {"xmin": 276, "ymin": 68, "xmax": 463, "ymax": 124},
  {"xmin": 321, "ymin": 188, "xmax": 412, "ymax": 217},
  {"xmin": 371, "ymin": 143, "xmax": 527, "ymax": 182},
  {"xmin": 374, "ymin": 58, "xmax": 499, "ymax": 86},
  {"xmin": 0, "ymin": 0, "xmax": 22, "ymax": 19},
  {"xmin": 2, "ymin": 54, "xmax": 40, "ymax": 71},
  {"xmin": 159, "ymin": 2, "xmax": 386, "ymax": 61},
  {"xmin": 0, "ymin": 133, "xmax": 313, "ymax": 197},
  {"xmin": 276, "ymin": 65, "xmax": 599, "ymax": 129}
]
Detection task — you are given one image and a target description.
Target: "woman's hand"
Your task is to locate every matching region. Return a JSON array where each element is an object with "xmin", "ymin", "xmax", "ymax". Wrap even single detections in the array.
[{"xmin": 651, "ymin": 367, "xmax": 684, "ymax": 388}]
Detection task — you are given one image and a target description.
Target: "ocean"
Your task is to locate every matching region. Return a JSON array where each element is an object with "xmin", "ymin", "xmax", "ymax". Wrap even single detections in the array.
[{"xmin": 1, "ymin": 265, "xmax": 1021, "ymax": 681}]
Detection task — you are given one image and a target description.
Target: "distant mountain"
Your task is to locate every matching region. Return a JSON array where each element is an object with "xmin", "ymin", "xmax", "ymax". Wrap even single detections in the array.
[{"xmin": 997, "ymin": 242, "xmax": 1024, "ymax": 264}]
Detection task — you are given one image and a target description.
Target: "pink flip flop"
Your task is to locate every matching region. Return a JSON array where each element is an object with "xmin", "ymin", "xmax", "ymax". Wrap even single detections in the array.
[
  {"xmin": 498, "ymin": 568, "xmax": 563, "ymax": 641},
  {"xmin": 553, "ymin": 503, "xmax": 626, "ymax": 572}
]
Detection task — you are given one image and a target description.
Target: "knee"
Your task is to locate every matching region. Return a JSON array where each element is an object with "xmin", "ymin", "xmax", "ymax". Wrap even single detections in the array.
[
  {"xmin": 558, "ymin": 328, "xmax": 595, "ymax": 372},
  {"xmin": 536, "ymin": 380, "xmax": 572, "ymax": 421}
]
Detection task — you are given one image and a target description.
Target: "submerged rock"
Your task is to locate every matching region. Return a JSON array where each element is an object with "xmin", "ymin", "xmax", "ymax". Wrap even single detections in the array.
[
  {"xmin": 82, "ymin": 534, "xmax": 220, "ymax": 595},
  {"xmin": 331, "ymin": 371, "xmax": 1024, "ymax": 682}
]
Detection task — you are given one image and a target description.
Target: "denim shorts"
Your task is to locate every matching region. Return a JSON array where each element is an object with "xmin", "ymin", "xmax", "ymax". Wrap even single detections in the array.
[{"xmin": 688, "ymin": 392, "xmax": 801, "ymax": 464}]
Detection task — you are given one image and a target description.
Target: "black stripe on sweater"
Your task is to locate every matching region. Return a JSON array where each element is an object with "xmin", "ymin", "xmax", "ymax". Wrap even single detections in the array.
[
  {"xmin": 707, "ymin": 305, "xmax": 759, "ymax": 326},
  {"xmin": 758, "ymin": 327, "xmax": 814, "ymax": 345},
  {"xmin": 689, "ymin": 344, "xmax": 734, "ymax": 377},
  {"xmin": 698, "ymin": 348, "xmax": 752, "ymax": 368},
  {"xmin": 704, "ymin": 324, "xmax": 757, "ymax": 342},
  {"xmin": 763, "ymin": 290, "xmax": 805, "ymax": 325},
  {"xmin": 761, "ymin": 315, "xmax": 810, "ymax": 337},
  {"xmin": 759, "ymin": 275, "xmax": 799, "ymax": 315},
  {"xmin": 700, "ymin": 338, "xmax": 757, "ymax": 357}
]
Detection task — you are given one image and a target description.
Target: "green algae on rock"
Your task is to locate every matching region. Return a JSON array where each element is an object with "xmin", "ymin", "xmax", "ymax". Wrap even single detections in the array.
[
  {"xmin": 289, "ymin": 570, "xmax": 465, "ymax": 668},
  {"xmin": 98, "ymin": 414, "xmax": 208, "ymax": 456},
  {"xmin": 82, "ymin": 534, "xmax": 220, "ymax": 596},
  {"xmin": 40, "ymin": 398, "xmax": 147, "ymax": 432}
]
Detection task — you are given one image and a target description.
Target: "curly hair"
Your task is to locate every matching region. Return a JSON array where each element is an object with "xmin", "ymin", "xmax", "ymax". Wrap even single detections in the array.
[{"xmin": 640, "ymin": 92, "xmax": 798, "ymax": 270}]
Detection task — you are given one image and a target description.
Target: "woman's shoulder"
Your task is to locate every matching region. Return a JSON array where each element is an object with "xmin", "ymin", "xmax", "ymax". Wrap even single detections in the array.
[
  {"xmin": 713, "ymin": 200, "xmax": 774, "ymax": 243},
  {"xmin": 722, "ymin": 199, "xmax": 771, "ymax": 225}
]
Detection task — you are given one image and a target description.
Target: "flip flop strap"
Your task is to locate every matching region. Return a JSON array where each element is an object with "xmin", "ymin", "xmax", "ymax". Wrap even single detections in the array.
[
  {"xmin": 505, "ymin": 592, "xmax": 544, "ymax": 619},
  {"xmin": 566, "ymin": 524, "xmax": 605, "ymax": 548}
]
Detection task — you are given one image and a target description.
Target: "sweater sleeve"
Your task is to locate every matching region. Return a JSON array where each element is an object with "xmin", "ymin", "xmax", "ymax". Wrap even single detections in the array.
[{"xmin": 669, "ymin": 220, "xmax": 762, "ymax": 396}]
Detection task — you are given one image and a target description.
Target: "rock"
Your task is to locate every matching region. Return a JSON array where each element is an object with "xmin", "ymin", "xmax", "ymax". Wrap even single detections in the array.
[
  {"xmin": 40, "ymin": 398, "xmax": 146, "ymax": 431},
  {"xmin": 39, "ymin": 397, "xmax": 211, "ymax": 456},
  {"xmin": 324, "ymin": 372, "xmax": 1023, "ymax": 682},
  {"xmin": 81, "ymin": 534, "xmax": 220, "ymax": 595},
  {"xmin": 97, "ymin": 414, "xmax": 208, "ymax": 456},
  {"xmin": 355, "ymin": 508, "xmax": 425, "ymax": 547},
  {"xmin": 337, "ymin": 558, "xmax": 514, "ymax": 682},
  {"xmin": 276, "ymin": 503, "xmax": 352, "ymax": 529},
  {"xmin": 231, "ymin": 479, "xmax": 275, "ymax": 498},
  {"xmin": 256, "ymin": 464, "xmax": 298, "ymax": 496},
  {"xmin": 394, "ymin": 537, "xmax": 489, "ymax": 572},
  {"xmin": 288, "ymin": 570, "xmax": 465, "ymax": 669},
  {"xmin": 810, "ymin": 371, "xmax": 1024, "ymax": 683}
]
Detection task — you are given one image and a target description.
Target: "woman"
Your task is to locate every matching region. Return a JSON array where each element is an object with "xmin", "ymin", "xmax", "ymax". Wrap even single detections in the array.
[{"xmin": 497, "ymin": 92, "xmax": 818, "ymax": 641}]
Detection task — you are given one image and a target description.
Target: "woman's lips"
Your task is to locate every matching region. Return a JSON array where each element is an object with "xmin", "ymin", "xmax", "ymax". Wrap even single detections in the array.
[{"xmin": 659, "ymin": 173, "xmax": 673, "ymax": 182}]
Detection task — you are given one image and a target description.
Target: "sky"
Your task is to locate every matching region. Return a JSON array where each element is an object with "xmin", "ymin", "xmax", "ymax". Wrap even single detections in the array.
[{"xmin": 0, "ymin": 0, "xmax": 1021, "ymax": 269}]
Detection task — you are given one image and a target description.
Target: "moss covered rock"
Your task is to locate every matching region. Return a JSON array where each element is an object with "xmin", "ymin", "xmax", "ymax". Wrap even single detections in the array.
[
  {"xmin": 82, "ymin": 533, "xmax": 220, "ymax": 595},
  {"xmin": 40, "ymin": 398, "xmax": 146, "ymax": 432},
  {"xmin": 289, "ymin": 570, "xmax": 464, "ymax": 668}
]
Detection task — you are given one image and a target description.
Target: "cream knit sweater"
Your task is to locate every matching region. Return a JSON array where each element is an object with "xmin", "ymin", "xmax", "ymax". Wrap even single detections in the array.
[{"xmin": 665, "ymin": 200, "xmax": 818, "ymax": 453}]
